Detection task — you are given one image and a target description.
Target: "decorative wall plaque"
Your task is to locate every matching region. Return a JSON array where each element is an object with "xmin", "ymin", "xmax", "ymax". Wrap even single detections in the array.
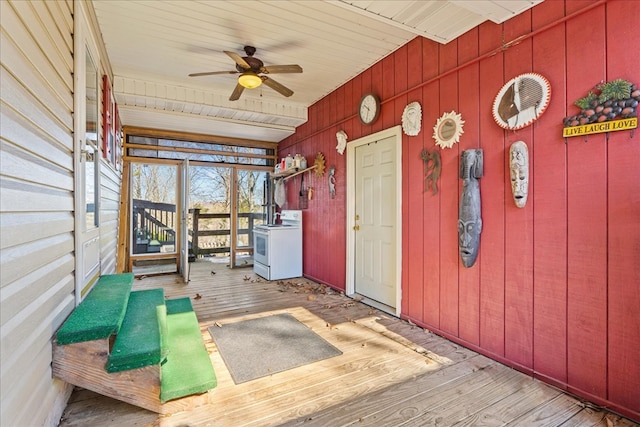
[
  {"xmin": 562, "ymin": 79, "xmax": 638, "ymax": 138},
  {"xmin": 336, "ymin": 130, "xmax": 348, "ymax": 155},
  {"xmin": 492, "ymin": 72, "xmax": 551, "ymax": 130},
  {"xmin": 402, "ymin": 102, "xmax": 422, "ymax": 136},
  {"xmin": 433, "ymin": 111, "xmax": 464, "ymax": 149},
  {"xmin": 314, "ymin": 152, "xmax": 325, "ymax": 177}
]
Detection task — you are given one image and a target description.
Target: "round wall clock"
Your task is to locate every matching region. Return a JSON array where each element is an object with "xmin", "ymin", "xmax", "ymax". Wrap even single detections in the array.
[
  {"xmin": 433, "ymin": 111, "xmax": 465, "ymax": 149},
  {"xmin": 492, "ymin": 72, "xmax": 551, "ymax": 130},
  {"xmin": 402, "ymin": 101, "xmax": 422, "ymax": 136},
  {"xmin": 359, "ymin": 93, "xmax": 381, "ymax": 125}
]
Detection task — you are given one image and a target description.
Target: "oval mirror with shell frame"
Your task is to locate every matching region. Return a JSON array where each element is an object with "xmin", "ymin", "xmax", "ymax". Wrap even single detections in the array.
[{"xmin": 492, "ymin": 72, "xmax": 551, "ymax": 130}]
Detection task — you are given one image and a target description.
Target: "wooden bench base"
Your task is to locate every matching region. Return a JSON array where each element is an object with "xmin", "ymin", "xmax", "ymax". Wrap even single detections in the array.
[
  {"xmin": 52, "ymin": 274, "xmax": 216, "ymax": 414},
  {"xmin": 52, "ymin": 338, "xmax": 212, "ymax": 414}
]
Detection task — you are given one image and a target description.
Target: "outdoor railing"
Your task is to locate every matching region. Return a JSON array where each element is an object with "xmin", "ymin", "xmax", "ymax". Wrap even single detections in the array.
[
  {"xmin": 132, "ymin": 199, "xmax": 176, "ymax": 254},
  {"xmin": 189, "ymin": 209, "xmax": 265, "ymax": 257},
  {"xmin": 131, "ymin": 199, "xmax": 264, "ymax": 257}
]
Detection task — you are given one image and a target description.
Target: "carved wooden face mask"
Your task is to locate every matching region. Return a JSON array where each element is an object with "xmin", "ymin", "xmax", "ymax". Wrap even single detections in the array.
[
  {"xmin": 458, "ymin": 149, "xmax": 483, "ymax": 268},
  {"xmin": 509, "ymin": 141, "xmax": 529, "ymax": 208}
]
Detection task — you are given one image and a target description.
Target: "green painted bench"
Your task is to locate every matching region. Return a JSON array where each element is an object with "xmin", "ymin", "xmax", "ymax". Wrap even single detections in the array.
[{"xmin": 53, "ymin": 273, "xmax": 216, "ymax": 411}]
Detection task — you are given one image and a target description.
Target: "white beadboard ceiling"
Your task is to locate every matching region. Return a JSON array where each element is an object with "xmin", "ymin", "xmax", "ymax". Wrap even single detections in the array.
[{"xmin": 92, "ymin": 0, "xmax": 541, "ymax": 142}]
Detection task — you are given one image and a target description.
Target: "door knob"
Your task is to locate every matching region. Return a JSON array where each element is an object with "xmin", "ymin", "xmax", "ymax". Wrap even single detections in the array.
[{"xmin": 353, "ymin": 224, "xmax": 360, "ymax": 231}]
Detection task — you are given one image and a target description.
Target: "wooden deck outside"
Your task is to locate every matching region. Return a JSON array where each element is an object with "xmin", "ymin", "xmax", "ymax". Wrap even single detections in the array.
[{"xmin": 59, "ymin": 260, "xmax": 639, "ymax": 427}]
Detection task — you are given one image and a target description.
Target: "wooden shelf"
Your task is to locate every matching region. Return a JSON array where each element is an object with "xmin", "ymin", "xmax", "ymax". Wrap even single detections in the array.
[{"xmin": 271, "ymin": 164, "xmax": 317, "ymax": 181}]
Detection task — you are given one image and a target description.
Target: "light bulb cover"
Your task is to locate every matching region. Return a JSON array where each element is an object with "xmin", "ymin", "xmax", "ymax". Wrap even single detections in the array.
[{"xmin": 238, "ymin": 72, "xmax": 263, "ymax": 89}]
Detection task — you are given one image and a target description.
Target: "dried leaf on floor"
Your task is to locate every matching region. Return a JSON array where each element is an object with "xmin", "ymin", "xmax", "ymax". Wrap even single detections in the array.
[{"xmin": 194, "ymin": 293, "xmax": 202, "ymax": 300}]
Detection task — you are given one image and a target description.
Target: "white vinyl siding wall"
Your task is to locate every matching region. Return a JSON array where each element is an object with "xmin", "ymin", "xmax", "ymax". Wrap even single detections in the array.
[
  {"xmin": 0, "ymin": 0, "xmax": 75, "ymax": 425},
  {"xmin": 0, "ymin": 1, "xmax": 121, "ymax": 425},
  {"xmin": 99, "ymin": 164, "xmax": 121, "ymax": 274}
]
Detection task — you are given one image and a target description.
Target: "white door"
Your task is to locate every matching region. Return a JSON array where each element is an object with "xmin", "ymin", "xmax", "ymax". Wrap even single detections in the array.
[
  {"xmin": 180, "ymin": 159, "xmax": 190, "ymax": 282},
  {"xmin": 347, "ymin": 126, "xmax": 402, "ymax": 314},
  {"xmin": 74, "ymin": 11, "xmax": 101, "ymax": 302}
]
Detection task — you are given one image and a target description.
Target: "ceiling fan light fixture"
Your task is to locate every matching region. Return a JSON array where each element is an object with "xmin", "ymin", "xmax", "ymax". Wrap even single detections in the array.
[{"xmin": 238, "ymin": 72, "xmax": 262, "ymax": 89}]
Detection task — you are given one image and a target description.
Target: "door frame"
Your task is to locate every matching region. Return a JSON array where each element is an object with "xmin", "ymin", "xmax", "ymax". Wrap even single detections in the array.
[
  {"xmin": 73, "ymin": 3, "xmax": 102, "ymax": 303},
  {"xmin": 346, "ymin": 125, "xmax": 403, "ymax": 316},
  {"xmin": 127, "ymin": 159, "xmax": 180, "ymax": 273},
  {"xmin": 180, "ymin": 159, "xmax": 190, "ymax": 282}
]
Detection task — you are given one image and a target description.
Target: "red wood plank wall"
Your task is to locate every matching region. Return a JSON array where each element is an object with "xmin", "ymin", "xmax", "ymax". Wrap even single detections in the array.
[{"xmin": 279, "ymin": 0, "xmax": 639, "ymax": 420}]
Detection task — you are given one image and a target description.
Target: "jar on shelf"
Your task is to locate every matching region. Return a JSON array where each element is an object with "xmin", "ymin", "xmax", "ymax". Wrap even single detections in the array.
[
  {"xmin": 300, "ymin": 155, "xmax": 307, "ymax": 170},
  {"xmin": 285, "ymin": 154, "xmax": 294, "ymax": 170}
]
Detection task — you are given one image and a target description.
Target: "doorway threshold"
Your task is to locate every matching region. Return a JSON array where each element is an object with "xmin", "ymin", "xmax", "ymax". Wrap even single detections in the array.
[{"xmin": 349, "ymin": 293, "xmax": 396, "ymax": 317}]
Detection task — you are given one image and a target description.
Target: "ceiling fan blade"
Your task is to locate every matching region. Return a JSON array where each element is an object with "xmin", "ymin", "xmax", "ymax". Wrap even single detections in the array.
[
  {"xmin": 261, "ymin": 76, "xmax": 294, "ymax": 97},
  {"xmin": 224, "ymin": 51, "xmax": 250, "ymax": 69},
  {"xmin": 229, "ymin": 83, "xmax": 245, "ymax": 101},
  {"xmin": 188, "ymin": 70, "xmax": 238, "ymax": 77},
  {"xmin": 261, "ymin": 64, "xmax": 303, "ymax": 74}
]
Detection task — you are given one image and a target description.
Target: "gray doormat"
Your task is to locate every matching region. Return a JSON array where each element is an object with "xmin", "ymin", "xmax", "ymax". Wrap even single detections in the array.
[{"xmin": 208, "ymin": 313, "xmax": 342, "ymax": 384}]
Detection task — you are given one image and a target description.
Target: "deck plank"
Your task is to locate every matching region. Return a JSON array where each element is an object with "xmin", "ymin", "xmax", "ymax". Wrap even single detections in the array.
[
  {"xmin": 450, "ymin": 378, "xmax": 562, "ymax": 426},
  {"xmin": 58, "ymin": 260, "xmax": 640, "ymax": 427},
  {"xmin": 508, "ymin": 393, "xmax": 588, "ymax": 426}
]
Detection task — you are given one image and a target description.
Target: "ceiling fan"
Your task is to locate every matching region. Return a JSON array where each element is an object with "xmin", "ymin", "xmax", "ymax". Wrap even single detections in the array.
[{"xmin": 189, "ymin": 46, "xmax": 303, "ymax": 101}]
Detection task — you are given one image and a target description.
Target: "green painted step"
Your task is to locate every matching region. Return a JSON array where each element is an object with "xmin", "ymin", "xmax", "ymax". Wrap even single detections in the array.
[
  {"xmin": 161, "ymin": 298, "xmax": 217, "ymax": 402},
  {"xmin": 107, "ymin": 289, "xmax": 165, "ymax": 373},
  {"xmin": 56, "ymin": 273, "xmax": 134, "ymax": 345}
]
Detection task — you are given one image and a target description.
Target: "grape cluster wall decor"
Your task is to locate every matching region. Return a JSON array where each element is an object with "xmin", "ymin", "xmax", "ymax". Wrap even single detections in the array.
[{"xmin": 562, "ymin": 79, "xmax": 638, "ymax": 139}]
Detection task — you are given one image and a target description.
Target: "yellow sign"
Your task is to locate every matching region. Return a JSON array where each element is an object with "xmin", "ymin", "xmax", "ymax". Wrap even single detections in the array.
[{"xmin": 563, "ymin": 117, "xmax": 637, "ymax": 137}]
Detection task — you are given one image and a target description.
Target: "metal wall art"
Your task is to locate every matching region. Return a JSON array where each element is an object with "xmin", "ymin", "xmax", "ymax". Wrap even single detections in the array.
[
  {"xmin": 328, "ymin": 166, "xmax": 336, "ymax": 199},
  {"xmin": 314, "ymin": 152, "xmax": 325, "ymax": 177},
  {"xmin": 458, "ymin": 149, "xmax": 483, "ymax": 268},
  {"xmin": 433, "ymin": 111, "xmax": 464, "ymax": 149},
  {"xmin": 562, "ymin": 79, "xmax": 638, "ymax": 139},
  {"xmin": 402, "ymin": 102, "xmax": 422, "ymax": 136},
  {"xmin": 336, "ymin": 130, "xmax": 348, "ymax": 155},
  {"xmin": 509, "ymin": 141, "xmax": 529, "ymax": 208},
  {"xmin": 420, "ymin": 148, "xmax": 441, "ymax": 195},
  {"xmin": 492, "ymin": 73, "xmax": 551, "ymax": 130}
]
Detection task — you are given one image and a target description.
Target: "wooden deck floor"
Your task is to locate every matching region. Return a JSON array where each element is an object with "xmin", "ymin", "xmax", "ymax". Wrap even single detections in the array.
[{"xmin": 59, "ymin": 260, "xmax": 639, "ymax": 427}]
